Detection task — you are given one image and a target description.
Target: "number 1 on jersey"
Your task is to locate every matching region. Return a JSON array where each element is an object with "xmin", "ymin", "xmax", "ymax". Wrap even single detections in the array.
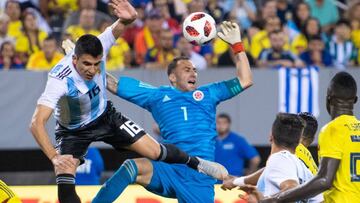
[{"xmin": 181, "ymin": 106, "xmax": 188, "ymax": 121}]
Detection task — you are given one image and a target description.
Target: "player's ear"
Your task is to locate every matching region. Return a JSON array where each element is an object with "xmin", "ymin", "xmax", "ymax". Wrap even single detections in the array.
[
  {"xmin": 72, "ymin": 54, "xmax": 78, "ymax": 64},
  {"xmin": 169, "ymin": 73, "xmax": 176, "ymax": 84}
]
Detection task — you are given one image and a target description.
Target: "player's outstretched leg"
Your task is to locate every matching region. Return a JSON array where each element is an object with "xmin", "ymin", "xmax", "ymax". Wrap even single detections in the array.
[{"xmin": 92, "ymin": 159, "xmax": 138, "ymax": 203}]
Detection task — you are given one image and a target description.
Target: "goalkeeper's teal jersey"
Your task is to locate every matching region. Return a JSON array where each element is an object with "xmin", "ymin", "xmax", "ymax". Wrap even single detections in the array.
[{"xmin": 117, "ymin": 76, "xmax": 243, "ymax": 161}]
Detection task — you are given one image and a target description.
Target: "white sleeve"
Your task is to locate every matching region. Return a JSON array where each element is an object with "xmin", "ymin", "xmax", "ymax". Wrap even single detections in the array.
[
  {"xmin": 98, "ymin": 27, "xmax": 116, "ymax": 55},
  {"xmin": 37, "ymin": 77, "xmax": 67, "ymax": 109},
  {"xmin": 266, "ymin": 153, "xmax": 299, "ymax": 188}
]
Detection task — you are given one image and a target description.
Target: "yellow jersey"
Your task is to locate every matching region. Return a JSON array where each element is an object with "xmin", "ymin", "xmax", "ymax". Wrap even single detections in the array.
[
  {"xmin": 66, "ymin": 26, "xmax": 101, "ymax": 41},
  {"xmin": 107, "ymin": 38, "xmax": 130, "ymax": 71},
  {"xmin": 318, "ymin": 115, "xmax": 360, "ymax": 203},
  {"xmin": 295, "ymin": 143, "xmax": 318, "ymax": 175},
  {"xmin": 0, "ymin": 180, "xmax": 21, "ymax": 203},
  {"xmin": 15, "ymin": 31, "xmax": 48, "ymax": 55},
  {"xmin": 26, "ymin": 51, "xmax": 64, "ymax": 71}
]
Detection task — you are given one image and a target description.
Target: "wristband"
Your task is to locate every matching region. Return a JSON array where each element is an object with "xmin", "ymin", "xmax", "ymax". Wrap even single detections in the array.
[
  {"xmin": 231, "ymin": 42, "xmax": 245, "ymax": 54},
  {"xmin": 233, "ymin": 176, "xmax": 245, "ymax": 186}
]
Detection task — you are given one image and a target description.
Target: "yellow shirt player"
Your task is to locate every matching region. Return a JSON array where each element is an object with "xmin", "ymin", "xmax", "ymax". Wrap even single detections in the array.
[
  {"xmin": 261, "ymin": 72, "xmax": 360, "ymax": 203},
  {"xmin": 295, "ymin": 112, "xmax": 319, "ymax": 175},
  {"xmin": 318, "ymin": 115, "xmax": 360, "ymax": 202},
  {"xmin": 0, "ymin": 180, "xmax": 21, "ymax": 203}
]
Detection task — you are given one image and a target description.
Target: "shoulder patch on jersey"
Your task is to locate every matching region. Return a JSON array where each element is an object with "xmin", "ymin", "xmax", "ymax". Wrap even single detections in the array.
[
  {"xmin": 193, "ymin": 90, "xmax": 204, "ymax": 101},
  {"xmin": 49, "ymin": 65, "xmax": 72, "ymax": 80},
  {"xmin": 162, "ymin": 95, "xmax": 171, "ymax": 102}
]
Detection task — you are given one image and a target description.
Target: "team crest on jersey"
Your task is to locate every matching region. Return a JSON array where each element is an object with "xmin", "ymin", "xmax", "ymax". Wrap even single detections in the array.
[{"xmin": 193, "ymin": 90, "xmax": 204, "ymax": 101}]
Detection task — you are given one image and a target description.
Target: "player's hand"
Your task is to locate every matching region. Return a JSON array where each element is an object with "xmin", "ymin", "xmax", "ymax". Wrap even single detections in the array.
[
  {"xmin": 109, "ymin": 0, "xmax": 138, "ymax": 25},
  {"xmin": 217, "ymin": 21, "xmax": 242, "ymax": 45},
  {"xmin": 238, "ymin": 185, "xmax": 264, "ymax": 203},
  {"xmin": 51, "ymin": 154, "xmax": 78, "ymax": 174},
  {"xmin": 62, "ymin": 39, "xmax": 75, "ymax": 55},
  {"xmin": 221, "ymin": 175, "xmax": 238, "ymax": 190}
]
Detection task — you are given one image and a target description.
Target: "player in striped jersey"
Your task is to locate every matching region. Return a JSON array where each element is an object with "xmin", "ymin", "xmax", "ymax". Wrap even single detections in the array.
[
  {"xmin": 91, "ymin": 21, "xmax": 253, "ymax": 202},
  {"xmin": 0, "ymin": 180, "xmax": 21, "ymax": 203},
  {"xmin": 30, "ymin": 1, "xmax": 227, "ymax": 203},
  {"xmin": 259, "ymin": 72, "xmax": 360, "ymax": 202}
]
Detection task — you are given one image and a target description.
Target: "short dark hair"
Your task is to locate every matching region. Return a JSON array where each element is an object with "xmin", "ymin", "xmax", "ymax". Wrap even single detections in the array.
[
  {"xmin": 74, "ymin": 34, "xmax": 103, "ymax": 58},
  {"xmin": 167, "ymin": 56, "xmax": 190, "ymax": 76},
  {"xmin": 336, "ymin": 19, "xmax": 351, "ymax": 28},
  {"xmin": 272, "ymin": 113, "xmax": 305, "ymax": 149},
  {"xmin": 217, "ymin": 113, "xmax": 231, "ymax": 123},
  {"xmin": 269, "ymin": 29, "xmax": 283, "ymax": 37},
  {"xmin": 298, "ymin": 112, "xmax": 318, "ymax": 142},
  {"xmin": 329, "ymin": 72, "xmax": 357, "ymax": 100}
]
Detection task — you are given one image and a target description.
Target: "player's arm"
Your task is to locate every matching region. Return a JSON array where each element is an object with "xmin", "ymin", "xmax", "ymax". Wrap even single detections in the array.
[
  {"xmin": 30, "ymin": 105, "xmax": 57, "ymax": 160},
  {"xmin": 217, "ymin": 21, "xmax": 253, "ymax": 90},
  {"xmin": 108, "ymin": 0, "xmax": 137, "ymax": 39},
  {"xmin": 261, "ymin": 157, "xmax": 340, "ymax": 203},
  {"xmin": 222, "ymin": 167, "xmax": 264, "ymax": 190},
  {"xmin": 106, "ymin": 72, "xmax": 119, "ymax": 94}
]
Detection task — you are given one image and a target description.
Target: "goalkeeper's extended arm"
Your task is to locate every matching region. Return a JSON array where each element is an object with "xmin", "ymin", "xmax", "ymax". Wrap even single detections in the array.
[{"xmin": 217, "ymin": 21, "xmax": 253, "ymax": 90}]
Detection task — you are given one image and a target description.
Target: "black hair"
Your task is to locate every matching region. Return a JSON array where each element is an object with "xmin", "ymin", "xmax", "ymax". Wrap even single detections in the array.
[
  {"xmin": 167, "ymin": 56, "xmax": 190, "ymax": 76},
  {"xmin": 298, "ymin": 112, "xmax": 318, "ymax": 143},
  {"xmin": 336, "ymin": 19, "xmax": 351, "ymax": 28},
  {"xmin": 329, "ymin": 72, "xmax": 357, "ymax": 100},
  {"xmin": 301, "ymin": 17, "xmax": 321, "ymax": 40},
  {"xmin": 74, "ymin": 34, "xmax": 103, "ymax": 58},
  {"xmin": 292, "ymin": 1, "xmax": 310, "ymax": 31},
  {"xmin": 268, "ymin": 29, "xmax": 283, "ymax": 37},
  {"xmin": 272, "ymin": 113, "xmax": 305, "ymax": 149},
  {"xmin": 217, "ymin": 113, "xmax": 231, "ymax": 123}
]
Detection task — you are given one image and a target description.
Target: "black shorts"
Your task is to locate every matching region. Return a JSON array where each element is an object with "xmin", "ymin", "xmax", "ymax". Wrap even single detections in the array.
[{"xmin": 55, "ymin": 101, "xmax": 146, "ymax": 163}]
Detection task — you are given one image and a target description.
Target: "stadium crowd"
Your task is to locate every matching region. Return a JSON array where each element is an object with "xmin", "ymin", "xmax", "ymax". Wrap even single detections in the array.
[{"xmin": 0, "ymin": 0, "xmax": 360, "ymax": 70}]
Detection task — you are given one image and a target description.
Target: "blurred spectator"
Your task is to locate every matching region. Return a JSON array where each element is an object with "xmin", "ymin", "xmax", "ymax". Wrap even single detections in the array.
[
  {"xmin": 62, "ymin": 0, "xmax": 112, "ymax": 31},
  {"xmin": 5, "ymin": 0, "xmax": 22, "ymax": 39},
  {"xmin": 76, "ymin": 147, "xmax": 104, "ymax": 185},
  {"xmin": 206, "ymin": 0, "xmax": 225, "ymax": 24},
  {"xmin": 291, "ymin": 17, "xmax": 322, "ymax": 55},
  {"xmin": 153, "ymin": 0, "xmax": 181, "ymax": 34},
  {"xmin": 0, "ymin": 41, "xmax": 24, "ymax": 70},
  {"xmin": 176, "ymin": 36, "xmax": 206, "ymax": 70},
  {"xmin": 349, "ymin": 1, "xmax": 360, "ymax": 64},
  {"xmin": 258, "ymin": 29, "xmax": 303, "ymax": 68},
  {"xmin": 145, "ymin": 29, "xmax": 179, "ymax": 70},
  {"xmin": 15, "ymin": 10, "xmax": 48, "ymax": 63},
  {"xmin": 287, "ymin": 1, "xmax": 311, "ymax": 40},
  {"xmin": 300, "ymin": 35, "xmax": 332, "ymax": 67},
  {"xmin": 215, "ymin": 113, "xmax": 261, "ymax": 177},
  {"xmin": 257, "ymin": 0, "xmax": 277, "ymax": 21},
  {"xmin": 26, "ymin": 35, "xmax": 64, "ymax": 70},
  {"xmin": 229, "ymin": 0, "xmax": 257, "ymax": 30},
  {"xmin": 306, "ymin": 0, "xmax": 339, "ymax": 32},
  {"xmin": 66, "ymin": 9, "xmax": 101, "ymax": 41},
  {"xmin": 98, "ymin": 21, "xmax": 131, "ymax": 70},
  {"xmin": 250, "ymin": 16, "xmax": 288, "ymax": 59},
  {"xmin": 134, "ymin": 9, "xmax": 164, "ymax": 65},
  {"xmin": 327, "ymin": 19, "xmax": 358, "ymax": 69},
  {"xmin": 187, "ymin": 0, "xmax": 205, "ymax": 13},
  {"xmin": 0, "ymin": 13, "xmax": 14, "ymax": 46},
  {"xmin": 276, "ymin": 0, "xmax": 292, "ymax": 24}
]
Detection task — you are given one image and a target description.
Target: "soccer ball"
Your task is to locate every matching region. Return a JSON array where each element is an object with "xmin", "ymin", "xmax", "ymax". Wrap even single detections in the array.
[{"xmin": 182, "ymin": 12, "xmax": 217, "ymax": 46}]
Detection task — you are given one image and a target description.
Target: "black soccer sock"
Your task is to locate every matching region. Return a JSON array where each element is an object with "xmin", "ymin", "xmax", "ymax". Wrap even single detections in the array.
[
  {"xmin": 157, "ymin": 143, "xmax": 200, "ymax": 170},
  {"xmin": 56, "ymin": 174, "xmax": 81, "ymax": 203}
]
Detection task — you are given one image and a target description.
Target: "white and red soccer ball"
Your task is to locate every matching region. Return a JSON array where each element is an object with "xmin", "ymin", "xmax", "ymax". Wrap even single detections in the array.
[{"xmin": 182, "ymin": 12, "xmax": 217, "ymax": 46}]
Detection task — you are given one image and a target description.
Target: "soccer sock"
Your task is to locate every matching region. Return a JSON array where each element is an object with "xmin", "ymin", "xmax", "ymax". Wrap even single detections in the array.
[
  {"xmin": 56, "ymin": 174, "xmax": 81, "ymax": 203},
  {"xmin": 92, "ymin": 159, "xmax": 138, "ymax": 203},
  {"xmin": 157, "ymin": 143, "xmax": 200, "ymax": 170}
]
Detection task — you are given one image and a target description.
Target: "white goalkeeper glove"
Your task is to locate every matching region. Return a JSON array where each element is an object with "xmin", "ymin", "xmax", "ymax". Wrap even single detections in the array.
[
  {"xmin": 62, "ymin": 39, "xmax": 75, "ymax": 55},
  {"xmin": 217, "ymin": 21, "xmax": 242, "ymax": 45}
]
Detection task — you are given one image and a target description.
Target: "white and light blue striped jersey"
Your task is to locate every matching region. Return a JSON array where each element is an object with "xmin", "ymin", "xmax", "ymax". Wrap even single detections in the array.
[
  {"xmin": 327, "ymin": 37, "xmax": 357, "ymax": 69},
  {"xmin": 37, "ymin": 27, "xmax": 115, "ymax": 129},
  {"xmin": 257, "ymin": 150, "xmax": 323, "ymax": 203}
]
